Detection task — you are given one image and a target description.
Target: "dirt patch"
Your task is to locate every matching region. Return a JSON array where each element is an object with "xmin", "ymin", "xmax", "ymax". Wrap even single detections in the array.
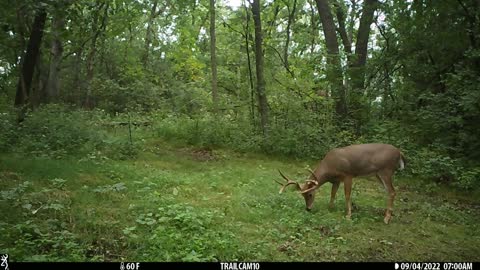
[{"xmin": 178, "ymin": 147, "xmax": 217, "ymax": 162}]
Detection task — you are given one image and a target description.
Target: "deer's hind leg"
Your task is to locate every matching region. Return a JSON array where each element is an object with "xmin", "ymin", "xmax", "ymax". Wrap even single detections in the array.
[
  {"xmin": 343, "ymin": 176, "xmax": 353, "ymax": 219},
  {"xmin": 376, "ymin": 169, "xmax": 396, "ymax": 224}
]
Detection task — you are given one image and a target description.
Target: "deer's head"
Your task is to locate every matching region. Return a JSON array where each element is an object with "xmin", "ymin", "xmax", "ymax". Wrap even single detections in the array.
[{"xmin": 276, "ymin": 169, "xmax": 320, "ymax": 211}]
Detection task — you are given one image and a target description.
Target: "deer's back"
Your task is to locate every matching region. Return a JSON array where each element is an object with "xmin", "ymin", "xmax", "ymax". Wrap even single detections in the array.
[{"xmin": 322, "ymin": 143, "xmax": 401, "ymax": 177}]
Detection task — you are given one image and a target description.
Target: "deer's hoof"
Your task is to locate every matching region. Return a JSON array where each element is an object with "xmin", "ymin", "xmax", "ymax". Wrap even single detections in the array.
[{"xmin": 345, "ymin": 214, "xmax": 352, "ymax": 220}]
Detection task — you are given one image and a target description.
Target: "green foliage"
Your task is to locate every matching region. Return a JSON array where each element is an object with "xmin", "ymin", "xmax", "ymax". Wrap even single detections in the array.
[
  {"xmin": 0, "ymin": 111, "xmax": 18, "ymax": 151},
  {"xmin": 154, "ymin": 111, "xmax": 342, "ymax": 159},
  {"xmin": 10, "ymin": 104, "xmax": 106, "ymax": 157},
  {"xmin": 103, "ymin": 139, "xmax": 139, "ymax": 160},
  {"xmin": 141, "ymin": 203, "xmax": 241, "ymax": 261},
  {"xmin": 92, "ymin": 78, "xmax": 164, "ymax": 114}
]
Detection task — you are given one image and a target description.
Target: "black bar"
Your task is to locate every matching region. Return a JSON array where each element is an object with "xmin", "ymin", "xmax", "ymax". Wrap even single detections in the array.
[{"xmin": 8, "ymin": 262, "xmax": 480, "ymax": 270}]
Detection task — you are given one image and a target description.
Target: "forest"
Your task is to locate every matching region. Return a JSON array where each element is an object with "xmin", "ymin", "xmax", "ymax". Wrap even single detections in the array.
[{"xmin": 0, "ymin": 0, "xmax": 479, "ymax": 262}]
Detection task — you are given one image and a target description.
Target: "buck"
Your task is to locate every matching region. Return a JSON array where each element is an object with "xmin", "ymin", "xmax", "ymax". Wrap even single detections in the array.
[{"xmin": 275, "ymin": 143, "xmax": 406, "ymax": 224}]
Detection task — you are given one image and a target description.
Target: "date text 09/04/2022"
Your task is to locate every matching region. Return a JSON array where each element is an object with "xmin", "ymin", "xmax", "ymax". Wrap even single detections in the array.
[{"xmin": 396, "ymin": 262, "xmax": 473, "ymax": 270}]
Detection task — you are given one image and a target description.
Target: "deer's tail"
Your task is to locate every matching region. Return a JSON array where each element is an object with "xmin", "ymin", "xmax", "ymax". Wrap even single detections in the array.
[{"xmin": 398, "ymin": 151, "xmax": 406, "ymax": 170}]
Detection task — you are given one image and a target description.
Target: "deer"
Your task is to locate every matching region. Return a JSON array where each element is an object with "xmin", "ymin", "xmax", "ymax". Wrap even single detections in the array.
[{"xmin": 275, "ymin": 143, "xmax": 406, "ymax": 224}]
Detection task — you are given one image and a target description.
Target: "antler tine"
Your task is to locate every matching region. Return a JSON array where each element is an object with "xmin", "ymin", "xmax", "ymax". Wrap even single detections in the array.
[
  {"xmin": 278, "ymin": 169, "xmax": 292, "ymax": 182},
  {"xmin": 306, "ymin": 168, "xmax": 318, "ymax": 181},
  {"xmin": 305, "ymin": 168, "xmax": 319, "ymax": 186},
  {"xmin": 274, "ymin": 179, "xmax": 285, "ymax": 186},
  {"xmin": 301, "ymin": 185, "xmax": 318, "ymax": 194},
  {"xmin": 276, "ymin": 170, "xmax": 301, "ymax": 193},
  {"xmin": 306, "ymin": 180, "xmax": 319, "ymax": 185},
  {"xmin": 279, "ymin": 181, "xmax": 300, "ymax": 194}
]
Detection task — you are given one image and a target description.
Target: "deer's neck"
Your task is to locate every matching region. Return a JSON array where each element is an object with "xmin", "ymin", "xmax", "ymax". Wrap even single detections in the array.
[{"xmin": 312, "ymin": 167, "xmax": 329, "ymax": 185}]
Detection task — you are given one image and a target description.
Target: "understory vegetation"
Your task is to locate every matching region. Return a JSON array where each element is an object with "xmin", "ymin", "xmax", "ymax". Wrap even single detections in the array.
[{"xmin": 0, "ymin": 107, "xmax": 479, "ymax": 261}]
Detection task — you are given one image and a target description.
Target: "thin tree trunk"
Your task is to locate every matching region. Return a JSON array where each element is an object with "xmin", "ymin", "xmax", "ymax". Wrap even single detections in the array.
[
  {"xmin": 284, "ymin": 0, "xmax": 297, "ymax": 77},
  {"xmin": 142, "ymin": 0, "xmax": 158, "ymax": 68},
  {"xmin": 315, "ymin": 0, "xmax": 346, "ymax": 117},
  {"xmin": 251, "ymin": 0, "xmax": 269, "ymax": 135},
  {"xmin": 309, "ymin": 0, "xmax": 317, "ymax": 55},
  {"xmin": 73, "ymin": 47, "xmax": 83, "ymax": 105},
  {"xmin": 14, "ymin": 8, "xmax": 47, "ymax": 107},
  {"xmin": 85, "ymin": 1, "xmax": 108, "ymax": 108},
  {"xmin": 46, "ymin": 12, "xmax": 65, "ymax": 103},
  {"xmin": 210, "ymin": 0, "xmax": 219, "ymax": 112},
  {"xmin": 244, "ymin": 0, "xmax": 256, "ymax": 126}
]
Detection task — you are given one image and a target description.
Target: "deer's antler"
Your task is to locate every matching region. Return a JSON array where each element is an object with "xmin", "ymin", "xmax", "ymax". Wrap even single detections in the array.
[
  {"xmin": 306, "ymin": 169, "xmax": 319, "ymax": 184},
  {"xmin": 276, "ymin": 170, "xmax": 301, "ymax": 193}
]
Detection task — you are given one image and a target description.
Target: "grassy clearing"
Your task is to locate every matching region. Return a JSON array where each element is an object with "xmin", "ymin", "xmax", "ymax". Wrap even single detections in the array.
[{"xmin": 1, "ymin": 138, "xmax": 479, "ymax": 262}]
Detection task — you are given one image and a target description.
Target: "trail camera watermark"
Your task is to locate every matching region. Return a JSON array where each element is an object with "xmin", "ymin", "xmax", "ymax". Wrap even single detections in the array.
[{"xmin": 0, "ymin": 254, "xmax": 8, "ymax": 270}]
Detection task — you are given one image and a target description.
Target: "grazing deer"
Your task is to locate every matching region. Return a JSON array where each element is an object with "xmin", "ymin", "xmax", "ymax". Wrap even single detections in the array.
[{"xmin": 275, "ymin": 143, "xmax": 406, "ymax": 224}]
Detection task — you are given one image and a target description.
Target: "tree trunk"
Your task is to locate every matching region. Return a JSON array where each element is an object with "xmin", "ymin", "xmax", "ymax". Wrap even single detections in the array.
[
  {"xmin": 73, "ymin": 47, "xmax": 83, "ymax": 105},
  {"xmin": 85, "ymin": 1, "xmax": 109, "ymax": 108},
  {"xmin": 284, "ymin": 0, "xmax": 297, "ymax": 77},
  {"xmin": 14, "ymin": 8, "xmax": 47, "ymax": 107},
  {"xmin": 251, "ymin": 0, "xmax": 269, "ymax": 135},
  {"xmin": 315, "ymin": 0, "xmax": 346, "ymax": 117},
  {"xmin": 309, "ymin": 0, "xmax": 317, "ymax": 55},
  {"xmin": 350, "ymin": 0, "xmax": 377, "ymax": 91},
  {"xmin": 333, "ymin": 1, "xmax": 352, "ymax": 55},
  {"xmin": 142, "ymin": 0, "xmax": 158, "ymax": 68},
  {"xmin": 244, "ymin": 0, "xmax": 256, "ymax": 126},
  {"xmin": 46, "ymin": 11, "xmax": 65, "ymax": 103},
  {"xmin": 349, "ymin": 0, "xmax": 377, "ymax": 133},
  {"xmin": 210, "ymin": 0, "xmax": 218, "ymax": 112}
]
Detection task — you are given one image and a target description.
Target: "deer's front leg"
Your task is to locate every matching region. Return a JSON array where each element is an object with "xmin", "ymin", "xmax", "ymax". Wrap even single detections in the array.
[
  {"xmin": 329, "ymin": 181, "xmax": 340, "ymax": 209},
  {"xmin": 343, "ymin": 177, "xmax": 353, "ymax": 219}
]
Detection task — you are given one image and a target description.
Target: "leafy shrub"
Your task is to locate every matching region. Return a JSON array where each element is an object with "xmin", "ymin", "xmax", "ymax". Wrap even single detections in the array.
[
  {"xmin": 103, "ymin": 139, "xmax": 139, "ymax": 160},
  {"xmin": 139, "ymin": 203, "xmax": 240, "ymax": 261},
  {"xmin": 0, "ymin": 110, "xmax": 18, "ymax": 151},
  {"xmin": 154, "ymin": 110, "xmax": 342, "ymax": 159},
  {"xmin": 456, "ymin": 166, "xmax": 480, "ymax": 190},
  {"xmin": 0, "ymin": 104, "xmax": 107, "ymax": 157}
]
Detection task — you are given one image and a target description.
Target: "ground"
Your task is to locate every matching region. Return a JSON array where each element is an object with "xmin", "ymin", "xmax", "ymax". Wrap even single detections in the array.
[{"xmin": 1, "ymin": 139, "xmax": 479, "ymax": 262}]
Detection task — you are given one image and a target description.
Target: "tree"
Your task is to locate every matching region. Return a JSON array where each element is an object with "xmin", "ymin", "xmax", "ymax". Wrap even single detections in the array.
[
  {"xmin": 283, "ymin": 0, "xmax": 297, "ymax": 77},
  {"xmin": 210, "ymin": 0, "xmax": 218, "ymax": 112},
  {"xmin": 251, "ymin": 0, "xmax": 269, "ymax": 135},
  {"xmin": 315, "ymin": 0, "xmax": 346, "ymax": 117},
  {"xmin": 46, "ymin": 1, "xmax": 68, "ymax": 103},
  {"xmin": 14, "ymin": 7, "xmax": 47, "ymax": 107},
  {"xmin": 350, "ymin": 0, "xmax": 377, "ymax": 92},
  {"xmin": 85, "ymin": 0, "xmax": 109, "ymax": 108}
]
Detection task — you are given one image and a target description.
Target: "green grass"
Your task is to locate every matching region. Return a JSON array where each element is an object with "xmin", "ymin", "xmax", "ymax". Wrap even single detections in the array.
[{"xmin": 1, "ymin": 139, "xmax": 479, "ymax": 262}]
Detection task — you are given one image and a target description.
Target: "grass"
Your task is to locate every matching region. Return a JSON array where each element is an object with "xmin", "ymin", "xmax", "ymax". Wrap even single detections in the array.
[{"xmin": 1, "ymin": 137, "xmax": 479, "ymax": 262}]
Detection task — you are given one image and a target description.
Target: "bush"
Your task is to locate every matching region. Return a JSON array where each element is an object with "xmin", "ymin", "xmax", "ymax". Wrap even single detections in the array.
[
  {"xmin": 0, "ymin": 110, "xmax": 18, "ymax": 151},
  {"xmin": 153, "ymin": 109, "xmax": 344, "ymax": 159},
  {"xmin": 3, "ymin": 104, "xmax": 107, "ymax": 157}
]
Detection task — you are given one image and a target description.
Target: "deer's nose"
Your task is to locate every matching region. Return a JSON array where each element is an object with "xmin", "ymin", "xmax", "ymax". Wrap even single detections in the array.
[{"xmin": 306, "ymin": 207, "xmax": 312, "ymax": 212}]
